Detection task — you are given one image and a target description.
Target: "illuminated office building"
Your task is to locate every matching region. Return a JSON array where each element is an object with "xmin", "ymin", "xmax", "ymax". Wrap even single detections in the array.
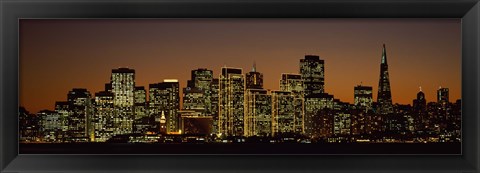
[
  {"xmin": 149, "ymin": 79, "xmax": 180, "ymax": 134},
  {"xmin": 304, "ymin": 93, "xmax": 334, "ymax": 138},
  {"xmin": 38, "ymin": 110, "xmax": 62, "ymax": 142},
  {"xmin": 244, "ymin": 64, "xmax": 271, "ymax": 137},
  {"xmin": 437, "ymin": 87, "xmax": 449, "ymax": 103},
  {"xmin": 186, "ymin": 68, "xmax": 214, "ymax": 115},
  {"xmin": 188, "ymin": 68, "xmax": 214, "ymax": 90},
  {"xmin": 279, "ymin": 73, "xmax": 305, "ymax": 133},
  {"xmin": 111, "ymin": 68, "xmax": 135, "ymax": 135},
  {"xmin": 67, "ymin": 88, "xmax": 93, "ymax": 142},
  {"xmin": 280, "ymin": 74, "xmax": 304, "ymax": 95},
  {"xmin": 334, "ymin": 112, "xmax": 351, "ymax": 135},
  {"xmin": 54, "ymin": 101, "xmax": 70, "ymax": 142},
  {"xmin": 211, "ymin": 78, "xmax": 220, "ymax": 134},
  {"xmin": 300, "ymin": 55, "xmax": 325, "ymax": 96},
  {"xmin": 271, "ymin": 91, "xmax": 296, "ymax": 136},
  {"xmin": 245, "ymin": 89, "xmax": 272, "ymax": 137},
  {"xmin": 449, "ymin": 99, "xmax": 461, "ymax": 140},
  {"xmin": 133, "ymin": 86, "xmax": 147, "ymax": 120},
  {"xmin": 19, "ymin": 107, "xmax": 40, "ymax": 142},
  {"xmin": 413, "ymin": 88, "xmax": 427, "ymax": 131},
  {"xmin": 349, "ymin": 109, "xmax": 366, "ymax": 135},
  {"xmin": 183, "ymin": 87, "xmax": 206, "ymax": 113},
  {"xmin": 219, "ymin": 67, "xmax": 244, "ymax": 137},
  {"xmin": 245, "ymin": 63, "xmax": 263, "ymax": 89},
  {"xmin": 436, "ymin": 87, "xmax": 451, "ymax": 129},
  {"xmin": 377, "ymin": 44, "xmax": 394, "ymax": 114},
  {"xmin": 93, "ymin": 91, "xmax": 115, "ymax": 142},
  {"xmin": 354, "ymin": 85, "xmax": 373, "ymax": 112}
]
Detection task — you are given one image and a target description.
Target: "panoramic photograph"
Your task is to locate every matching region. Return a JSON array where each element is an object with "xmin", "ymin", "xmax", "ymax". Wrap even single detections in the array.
[{"xmin": 19, "ymin": 19, "xmax": 461, "ymax": 154}]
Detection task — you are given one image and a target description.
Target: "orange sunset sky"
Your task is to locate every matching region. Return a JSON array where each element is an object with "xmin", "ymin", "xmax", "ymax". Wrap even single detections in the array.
[{"xmin": 19, "ymin": 19, "xmax": 461, "ymax": 113}]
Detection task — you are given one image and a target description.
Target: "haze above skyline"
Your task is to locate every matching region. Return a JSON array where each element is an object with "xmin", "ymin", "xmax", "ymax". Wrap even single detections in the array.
[{"xmin": 20, "ymin": 19, "xmax": 461, "ymax": 113}]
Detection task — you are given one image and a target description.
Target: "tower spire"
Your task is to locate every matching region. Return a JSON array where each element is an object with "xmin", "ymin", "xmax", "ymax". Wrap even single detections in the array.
[
  {"xmin": 251, "ymin": 61, "xmax": 256, "ymax": 72},
  {"xmin": 381, "ymin": 43, "xmax": 387, "ymax": 64},
  {"xmin": 377, "ymin": 43, "xmax": 393, "ymax": 114}
]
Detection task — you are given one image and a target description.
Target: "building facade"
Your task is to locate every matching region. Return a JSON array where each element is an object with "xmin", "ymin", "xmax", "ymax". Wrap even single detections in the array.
[
  {"xmin": 377, "ymin": 44, "xmax": 394, "ymax": 114},
  {"xmin": 245, "ymin": 63, "xmax": 264, "ymax": 89},
  {"xmin": 133, "ymin": 86, "xmax": 147, "ymax": 120},
  {"xmin": 187, "ymin": 68, "xmax": 214, "ymax": 115},
  {"xmin": 149, "ymin": 80, "xmax": 180, "ymax": 134},
  {"xmin": 67, "ymin": 88, "xmax": 93, "ymax": 142},
  {"xmin": 219, "ymin": 67, "xmax": 245, "ymax": 137},
  {"xmin": 279, "ymin": 73, "xmax": 305, "ymax": 134},
  {"xmin": 244, "ymin": 89, "xmax": 272, "ymax": 137},
  {"xmin": 304, "ymin": 93, "xmax": 334, "ymax": 138},
  {"xmin": 300, "ymin": 55, "xmax": 325, "ymax": 96},
  {"xmin": 271, "ymin": 91, "xmax": 296, "ymax": 136},
  {"xmin": 93, "ymin": 91, "xmax": 115, "ymax": 142},
  {"xmin": 111, "ymin": 68, "xmax": 135, "ymax": 135},
  {"xmin": 354, "ymin": 85, "xmax": 373, "ymax": 112}
]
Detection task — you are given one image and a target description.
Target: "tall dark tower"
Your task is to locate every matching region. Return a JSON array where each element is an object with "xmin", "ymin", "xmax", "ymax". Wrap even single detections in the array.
[
  {"xmin": 377, "ymin": 44, "xmax": 393, "ymax": 114},
  {"xmin": 300, "ymin": 55, "xmax": 325, "ymax": 96},
  {"xmin": 245, "ymin": 62, "xmax": 264, "ymax": 89},
  {"xmin": 413, "ymin": 87, "xmax": 427, "ymax": 114}
]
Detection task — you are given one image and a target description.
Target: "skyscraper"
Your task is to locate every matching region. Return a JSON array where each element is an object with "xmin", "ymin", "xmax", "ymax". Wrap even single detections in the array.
[
  {"xmin": 183, "ymin": 68, "xmax": 214, "ymax": 116},
  {"xmin": 413, "ymin": 88, "xmax": 427, "ymax": 114},
  {"xmin": 211, "ymin": 78, "xmax": 220, "ymax": 134},
  {"xmin": 244, "ymin": 63, "xmax": 272, "ymax": 137},
  {"xmin": 133, "ymin": 86, "xmax": 147, "ymax": 120},
  {"xmin": 354, "ymin": 85, "xmax": 373, "ymax": 112},
  {"xmin": 67, "ymin": 88, "xmax": 93, "ymax": 142},
  {"xmin": 188, "ymin": 68, "xmax": 214, "ymax": 90},
  {"xmin": 413, "ymin": 88, "xmax": 427, "ymax": 132},
  {"xmin": 54, "ymin": 101, "xmax": 70, "ymax": 142},
  {"xmin": 300, "ymin": 55, "xmax": 325, "ymax": 96},
  {"xmin": 437, "ymin": 87, "xmax": 449, "ymax": 103},
  {"xmin": 280, "ymin": 73, "xmax": 304, "ymax": 95},
  {"xmin": 245, "ymin": 89, "xmax": 272, "ymax": 137},
  {"xmin": 304, "ymin": 93, "xmax": 334, "ymax": 138},
  {"xmin": 149, "ymin": 79, "xmax": 180, "ymax": 134},
  {"xmin": 93, "ymin": 91, "xmax": 114, "ymax": 142},
  {"xmin": 333, "ymin": 113, "xmax": 351, "ymax": 135},
  {"xmin": 377, "ymin": 44, "xmax": 393, "ymax": 114},
  {"xmin": 271, "ymin": 91, "xmax": 296, "ymax": 136},
  {"xmin": 436, "ymin": 87, "xmax": 450, "ymax": 128},
  {"xmin": 245, "ymin": 63, "xmax": 264, "ymax": 89},
  {"xmin": 183, "ymin": 87, "xmax": 205, "ymax": 112},
  {"xmin": 111, "ymin": 68, "xmax": 135, "ymax": 135},
  {"xmin": 186, "ymin": 68, "xmax": 214, "ymax": 115},
  {"xmin": 219, "ymin": 67, "xmax": 244, "ymax": 137},
  {"xmin": 19, "ymin": 107, "xmax": 40, "ymax": 143},
  {"xmin": 38, "ymin": 110, "xmax": 62, "ymax": 143},
  {"xmin": 279, "ymin": 73, "xmax": 305, "ymax": 134}
]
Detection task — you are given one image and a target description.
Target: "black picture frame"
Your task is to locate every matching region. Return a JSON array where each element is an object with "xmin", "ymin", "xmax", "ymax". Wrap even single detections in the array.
[{"xmin": 1, "ymin": 0, "xmax": 479, "ymax": 172}]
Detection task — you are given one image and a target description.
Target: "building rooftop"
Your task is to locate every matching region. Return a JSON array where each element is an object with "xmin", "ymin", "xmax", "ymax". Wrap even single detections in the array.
[
  {"xmin": 282, "ymin": 73, "xmax": 302, "ymax": 80},
  {"xmin": 221, "ymin": 67, "xmax": 242, "ymax": 76},
  {"xmin": 112, "ymin": 67, "xmax": 135, "ymax": 73}
]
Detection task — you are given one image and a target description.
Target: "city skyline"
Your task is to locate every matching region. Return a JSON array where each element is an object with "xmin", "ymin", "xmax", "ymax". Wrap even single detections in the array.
[
  {"xmin": 20, "ymin": 19, "xmax": 461, "ymax": 114},
  {"xmin": 19, "ymin": 40, "xmax": 462, "ymax": 144}
]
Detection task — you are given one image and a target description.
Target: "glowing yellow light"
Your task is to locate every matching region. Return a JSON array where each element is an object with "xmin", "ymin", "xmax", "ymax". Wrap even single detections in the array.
[{"xmin": 163, "ymin": 79, "xmax": 178, "ymax": 82}]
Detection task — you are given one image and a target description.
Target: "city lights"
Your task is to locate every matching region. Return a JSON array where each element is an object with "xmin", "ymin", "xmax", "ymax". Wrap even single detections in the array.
[{"xmin": 19, "ymin": 44, "xmax": 461, "ymax": 144}]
